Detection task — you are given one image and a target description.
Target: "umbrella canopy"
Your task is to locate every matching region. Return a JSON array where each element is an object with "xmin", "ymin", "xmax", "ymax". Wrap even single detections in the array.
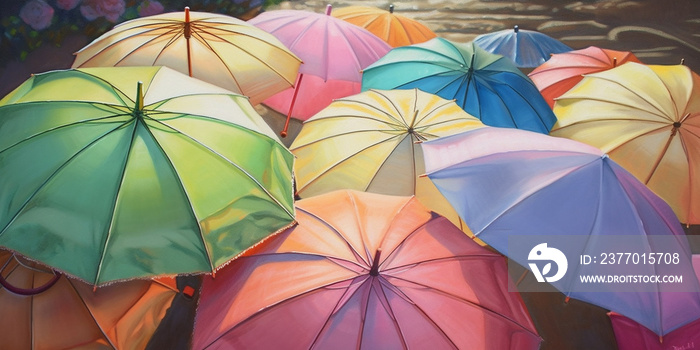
[
  {"xmin": 361, "ymin": 38, "xmax": 557, "ymax": 134},
  {"xmin": 609, "ymin": 312, "xmax": 700, "ymax": 349},
  {"xmin": 192, "ymin": 190, "xmax": 541, "ymax": 349},
  {"xmin": 290, "ymin": 88, "xmax": 484, "ymax": 233},
  {"xmin": 0, "ymin": 66, "xmax": 295, "ymax": 285},
  {"xmin": 0, "ymin": 249, "xmax": 178, "ymax": 350},
  {"xmin": 528, "ymin": 46, "xmax": 642, "ymax": 108},
  {"xmin": 332, "ymin": 5, "xmax": 437, "ymax": 47},
  {"xmin": 473, "ymin": 25, "xmax": 572, "ymax": 68},
  {"xmin": 550, "ymin": 62, "xmax": 700, "ymax": 224},
  {"xmin": 72, "ymin": 7, "xmax": 301, "ymax": 106},
  {"xmin": 421, "ymin": 126, "xmax": 700, "ymax": 336},
  {"xmin": 249, "ymin": 5, "xmax": 391, "ymax": 136}
]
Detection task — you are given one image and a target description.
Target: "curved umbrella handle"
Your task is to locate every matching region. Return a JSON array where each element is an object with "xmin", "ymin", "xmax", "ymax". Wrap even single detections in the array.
[{"xmin": 0, "ymin": 269, "xmax": 61, "ymax": 296}]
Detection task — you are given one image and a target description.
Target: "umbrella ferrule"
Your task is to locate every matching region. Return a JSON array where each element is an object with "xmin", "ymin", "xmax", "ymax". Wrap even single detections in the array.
[
  {"xmin": 184, "ymin": 7, "xmax": 192, "ymax": 39},
  {"xmin": 133, "ymin": 81, "xmax": 144, "ymax": 119},
  {"xmin": 370, "ymin": 248, "xmax": 382, "ymax": 276}
]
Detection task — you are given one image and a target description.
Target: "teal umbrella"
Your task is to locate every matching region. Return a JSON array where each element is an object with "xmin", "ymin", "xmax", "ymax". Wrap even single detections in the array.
[
  {"xmin": 361, "ymin": 38, "xmax": 556, "ymax": 134},
  {"xmin": 0, "ymin": 66, "xmax": 295, "ymax": 286}
]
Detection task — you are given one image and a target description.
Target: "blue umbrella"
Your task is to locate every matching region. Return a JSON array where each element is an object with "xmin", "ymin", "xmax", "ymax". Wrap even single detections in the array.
[
  {"xmin": 361, "ymin": 38, "xmax": 556, "ymax": 134},
  {"xmin": 420, "ymin": 126, "xmax": 700, "ymax": 337},
  {"xmin": 474, "ymin": 25, "xmax": 572, "ymax": 68}
]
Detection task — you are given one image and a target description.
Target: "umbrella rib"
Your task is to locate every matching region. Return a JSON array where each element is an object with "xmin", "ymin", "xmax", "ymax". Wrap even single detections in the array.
[
  {"xmin": 643, "ymin": 130, "xmax": 677, "ymax": 184},
  {"xmin": 477, "ymin": 154, "xmax": 602, "ymax": 235},
  {"xmin": 203, "ymin": 274, "xmax": 365, "ymax": 349},
  {"xmin": 480, "ymin": 73, "xmax": 549, "ymax": 130},
  {"xmin": 413, "ymin": 98, "xmax": 463, "ymax": 126},
  {"xmin": 601, "ymin": 123, "xmax": 673, "ymax": 155},
  {"xmin": 66, "ymin": 280, "xmax": 120, "ymax": 349},
  {"xmin": 145, "ymin": 114, "xmax": 295, "ymax": 221},
  {"xmin": 309, "ymin": 276, "xmax": 371, "ymax": 349},
  {"xmin": 377, "ymin": 277, "xmax": 459, "ymax": 349},
  {"xmin": 296, "ymin": 207, "xmax": 371, "ymax": 268},
  {"xmin": 239, "ymin": 251, "xmax": 367, "ymax": 273},
  {"xmin": 79, "ymin": 25, "xmax": 183, "ymax": 67},
  {"xmin": 141, "ymin": 28, "xmax": 186, "ymax": 68},
  {"xmin": 319, "ymin": 97, "xmax": 407, "ymax": 127},
  {"xmin": 93, "ymin": 119, "xmax": 144, "ymax": 285},
  {"xmin": 296, "ymin": 134, "xmax": 404, "ymax": 194},
  {"xmin": 290, "ymin": 128, "xmax": 403, "ymax": 150},
  {"xmin": 677, "ymin": 129, "xmax": 695, "ymax": 226},
  {"xmin": 582, "ymin": 74, "xmax": 673, "ymax": 121},
  {"xmin": 0, "ymin": 121, "xmax": 134, "ymax": 239},
  {"xmin": 554, "ymin": 96, "xmax": 671, "ymax": 122},
  {"xmin": 194, "ymin": 23, "xmax": 300, "ymax": 85},
  {"xmin": 382, "ymin": 254, "xmax": 503, "ymax": 274},
  {"xmin": 0, "ymin": 110, "xmax": 130, "ymax": 154},
  {"xmin": 385, "ymin": 273, "xmax": 540, "ymax": 339},
  {"xmin": 372, "ymin": 90, "xmax": 413, "ymax": 127},
  {"xmin": 414, "ymin": 117, "xmax": 480, "ymax": 132}
]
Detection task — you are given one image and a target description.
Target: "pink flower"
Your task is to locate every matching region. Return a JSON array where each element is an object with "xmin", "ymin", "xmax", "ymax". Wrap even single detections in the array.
[
  {"xmin": 138, "ymin": 0, "xmax": 164, "ymax": 17},
  {"xmin": 19, "ymin": 0, "xmax": 54, "ymax": 31},
  {"xmin": 80, "ymin": 0, "xmax": 124, "ymax": 22},
  {"xmin": 80, "ymin": 0, "xmax": 101, "ymax": 20},
  {"xmin": 97, "ymin": 0, "xmax": 126, "ymax": 22},
  {"xmin": 56, "ymin": 0, "xmax": 81, "ymax": 11}
]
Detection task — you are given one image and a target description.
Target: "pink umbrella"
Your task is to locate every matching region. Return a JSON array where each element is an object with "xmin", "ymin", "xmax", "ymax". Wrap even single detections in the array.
[
  {"xmin": 249, "ymin": 5, "xmax": 391, "ymax": 136},
  {"xmin": 192, "ymin": 190, "xmax": 541, "ymax": 349},
  {"xmin": 609, "ymin": 312, "xmax": 700, "ymax": 349}
]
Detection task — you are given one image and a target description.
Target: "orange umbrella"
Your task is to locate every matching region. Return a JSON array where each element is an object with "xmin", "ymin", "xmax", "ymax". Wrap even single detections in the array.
[
  {"xmin": 192, "ymin": 190, "xmax": 541, "ymax": 349},
  {"xmin": 0, "ymin": 249, "xmax": 178, "ymax": 350},
  {"xmin": 528, "ymin": 46, "xmax": 641, "ymax": 108},
  {"xmin": 332, "ymin": 5, "xmax": 437, "ymax": 47}
]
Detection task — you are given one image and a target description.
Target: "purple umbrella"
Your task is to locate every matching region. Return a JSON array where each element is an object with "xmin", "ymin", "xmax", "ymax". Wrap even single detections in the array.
[{"xmin": 420, "ymin": 127, "xmax": 700, "ymax": 336}]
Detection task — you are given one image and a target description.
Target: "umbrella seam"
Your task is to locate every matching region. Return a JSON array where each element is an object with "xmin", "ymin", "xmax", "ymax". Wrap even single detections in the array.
[
  {"xmin": 295, "ymin": 134, "xmax": 404, "ymax": 195},
  {"xmin": 93, "ymin": 118, "xmax": 142, "ymax": 285},
  {"xmin": 0, "ymin": 121, "xmax": 132, "ymax": 247}
]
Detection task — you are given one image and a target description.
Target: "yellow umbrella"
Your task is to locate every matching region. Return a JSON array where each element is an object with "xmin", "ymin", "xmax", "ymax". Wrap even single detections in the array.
[
  {"xmin": 290, "ymin": 89, "xmax": 485, "ymax": 235},
  {"xmin": 0, "ymin": 249, "xmax": 178, "ymax": 349},
  {"xmin": 332, "ymin": 5, "xmax": 436, "ymax": 47},
  {"xmin": 551, "ymin": 62, "xmax": 700, "ymax": 224},
  {"xmin": 72, "ymin": 7, "xmax": 301, "ymax": 106}
]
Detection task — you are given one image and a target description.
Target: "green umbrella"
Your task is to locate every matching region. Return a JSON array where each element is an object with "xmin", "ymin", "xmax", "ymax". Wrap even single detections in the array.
[{"xmin": 0, "ymin": 66, "xmax": 295, "ymax": 286}]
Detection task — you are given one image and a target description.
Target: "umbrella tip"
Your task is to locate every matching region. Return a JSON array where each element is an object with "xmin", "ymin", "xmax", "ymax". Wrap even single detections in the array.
[
  {"xmin": 514, "ymin": 25, "xmax": 519, "ymax": 33},
  {"xmin": 681, "ymin": 58, "xmax": 685, "ymax": 65},
  {"xmin": 370, "ymin": 248, "xmax": 382, "ymax": 276},
  {"xmin": 325, "ymin": 4, "xmax": 332, "ymax": 15},
  {"xmin": 389, "ymin": 4, "xmax": 394, "ymax": 13},
  {"xmin": 280, "ymin": 131, "xmax": 288, "ymax": 138},
  {"xmin": 564, "ymin": 296, "xmax": 570, "ymax": 304}
]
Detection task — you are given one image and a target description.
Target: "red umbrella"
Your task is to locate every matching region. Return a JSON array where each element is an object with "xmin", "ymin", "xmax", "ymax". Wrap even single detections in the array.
[
  {"xmin": 528, "ymin": 46, "xmax": 642, "ymax": 108},
  {"xmin": 192, "ymin": 190, "xmax": 541, "ymax": 349}
]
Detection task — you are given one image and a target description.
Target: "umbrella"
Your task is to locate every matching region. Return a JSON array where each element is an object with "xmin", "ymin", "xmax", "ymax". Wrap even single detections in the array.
[
  {"xmin": 192, "ymin": 190, "xmax": 541, "ymax": 349},
  {"xmin": 290, "ymin": 88, "xmax": 485, "ymax": 234},
  {"xmin": 0, "ymin": 66, "xmax": 295, "ymax": 286},
  {"xmin": 249, "ymin": 5, "xmax": 391, "ymax": 136},
  {"xmin": 72, "ymin": 7, "xmax": 302, "ymax": 106},
  {"xmin": 0, "ymin": 249, "xmax": 178, "ymax": 350},
  {"xmin": 609, "ymin": 312, "xmax": 700, "ymax": 349},
  {"xmin": 473, "ymin": 25, "xmax": 572, "ymax": 68},
  {"xmin": 550, "ymin": 62, "xmax": 700, "ymax": 224},
  {"xmin": 332, "ymin": 5, "xmax": 437, "ymax": 47},
  {"xmin": 528, "ymin": 46, "xmax": 642, "ymax": 108},
  {"xmin": 361, "ymin": 38, "xmax": 557, "ymax": 134},
  {"xmin": 420, "ymin": 126, "xmax": 700, "ymax": 336}
]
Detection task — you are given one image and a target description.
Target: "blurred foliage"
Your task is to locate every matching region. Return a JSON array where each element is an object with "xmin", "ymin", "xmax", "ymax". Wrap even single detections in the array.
[{"xmin": 0, "ymin": 0, "xmax": 285, "ymax": 66}]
